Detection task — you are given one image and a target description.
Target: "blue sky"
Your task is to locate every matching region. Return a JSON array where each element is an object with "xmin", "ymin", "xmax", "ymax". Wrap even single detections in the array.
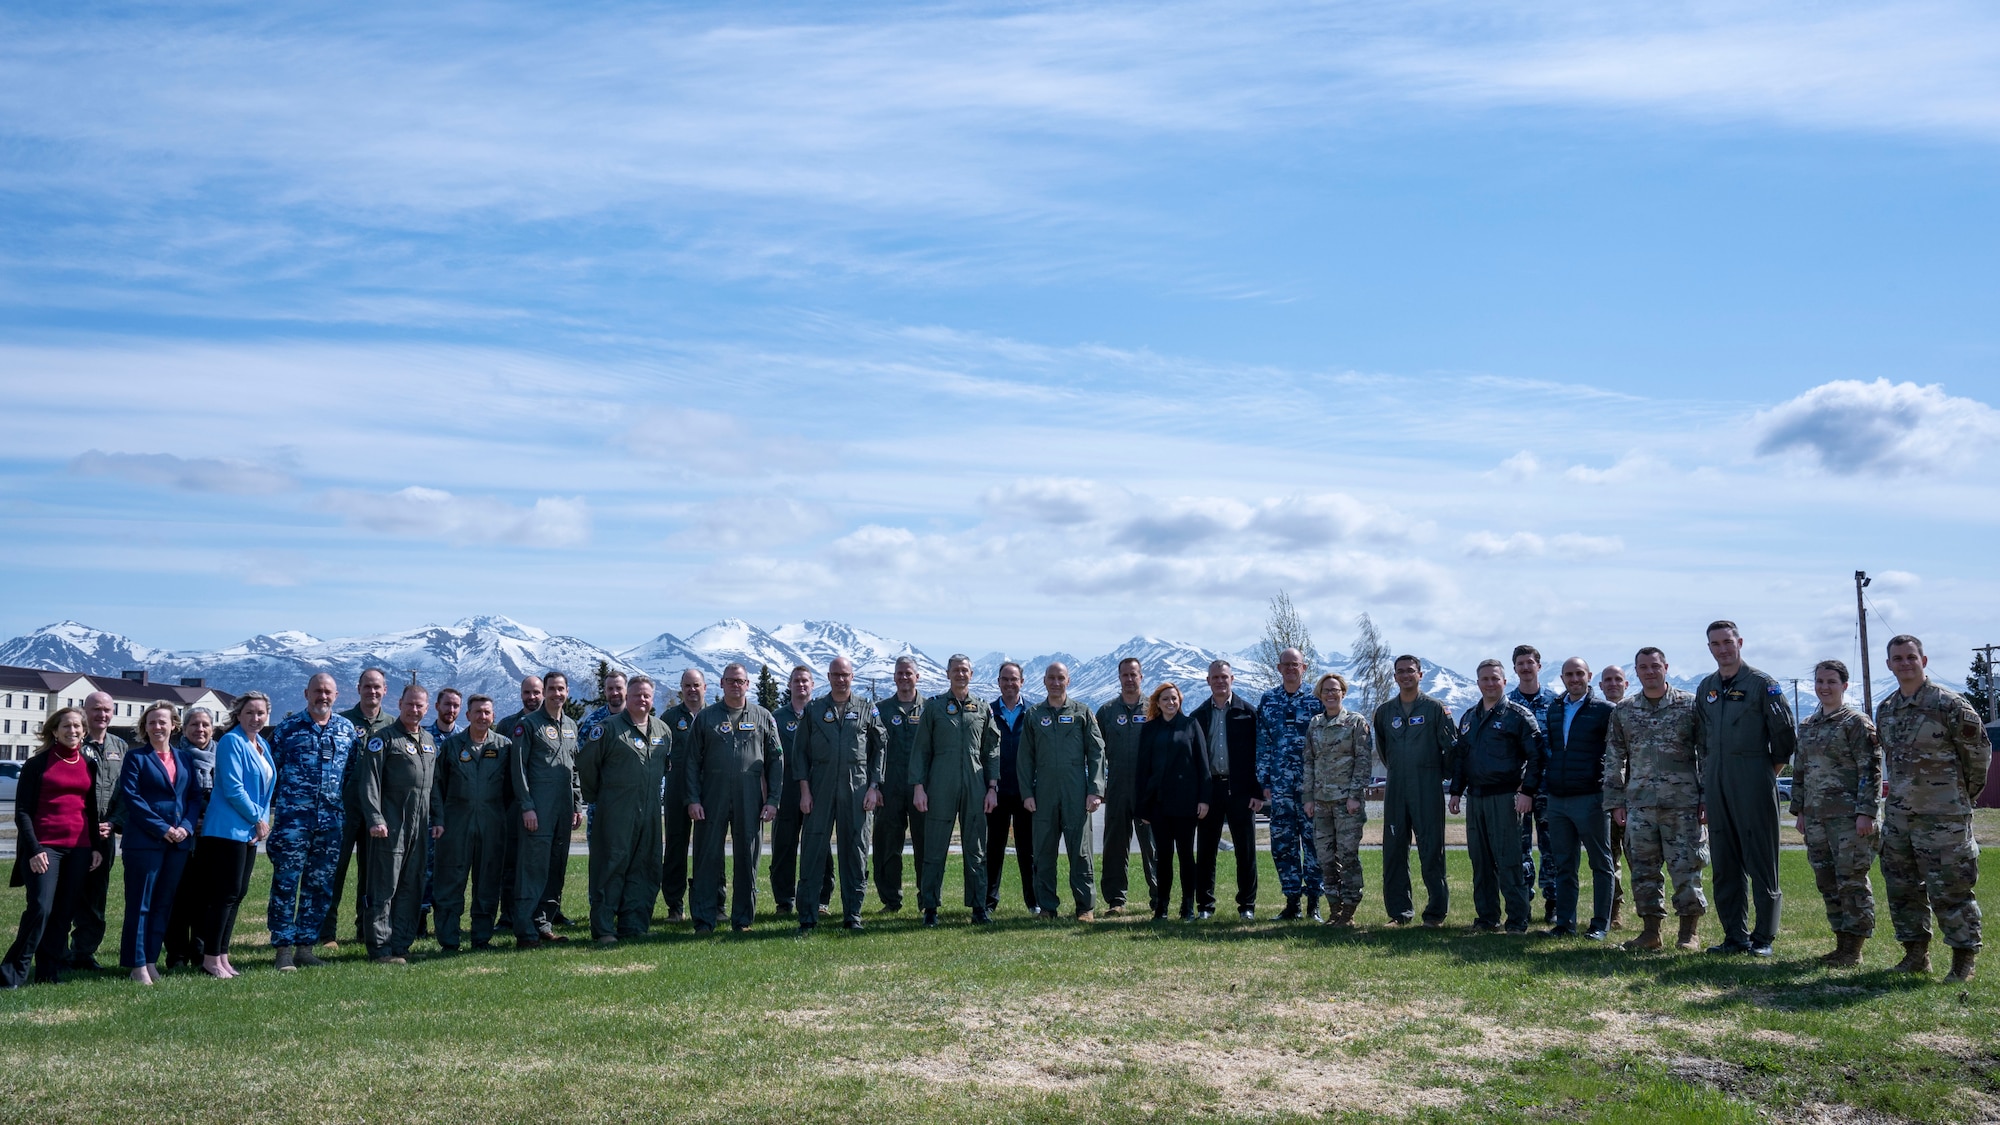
[{"xmin": 2, "ymin": 1, "xmax": 1997, "ymax": 680}]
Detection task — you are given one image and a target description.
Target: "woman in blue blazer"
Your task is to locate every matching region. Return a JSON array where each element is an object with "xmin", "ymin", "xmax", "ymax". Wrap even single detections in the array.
[
  {"xmin": 118, "ymin": 701, "xmax": 201, "ymax": 984},
  {"xmin": 189, "ymin": 692, "xmax": 274, "ymax": 979}
]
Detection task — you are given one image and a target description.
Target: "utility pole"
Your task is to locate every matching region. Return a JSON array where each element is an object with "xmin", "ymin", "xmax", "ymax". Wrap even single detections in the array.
[
  {"xmin": 1854, "ymin": 571, "xmax": 1873, "ymax": 712},
  {"xmin": 1789, "ymin": 678, "xmax": 1803, "ymax": 722},
  {"xmin": 1977, "ymin": 644, "xmax": 2000, "ymax": 723}
]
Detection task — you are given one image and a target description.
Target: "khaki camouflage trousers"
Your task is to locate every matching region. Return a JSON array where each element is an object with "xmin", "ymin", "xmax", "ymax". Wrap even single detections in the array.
[
  {"xmin": 1310, "ymin": 805, "xmax": 1367, "ymax": 906},
  {"xmin": 1626, "ymin": 805, "xmax": 1708, "ymax": 918},
  {"xmin": 1882, "ymin": 811, "xmax": 1982, "ymax": 950},
  {"xmin": 1801, "ymin": 815, "xmax": 1879, "ymax": 937}
]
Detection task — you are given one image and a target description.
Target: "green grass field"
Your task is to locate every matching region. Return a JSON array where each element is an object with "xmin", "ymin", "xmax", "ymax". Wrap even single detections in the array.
[{"xmin": 1, "ymin": 842, "xmax": 1994, "ymax": 1124}]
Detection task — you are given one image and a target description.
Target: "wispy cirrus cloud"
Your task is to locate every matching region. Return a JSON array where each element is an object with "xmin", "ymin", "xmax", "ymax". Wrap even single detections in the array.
[
  {"xmin": 323, "ymin": 487, "xmax": 590, "ymax": 548},
  {"xmin": 69, "ymin": 449, "xmax": 295, "ymax": 494}
]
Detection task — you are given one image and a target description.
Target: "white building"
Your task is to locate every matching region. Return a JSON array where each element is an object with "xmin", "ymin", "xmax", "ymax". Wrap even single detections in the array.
[{"xmin": 0, "ymin": 665, "xmax": 236, "ymax": 760}]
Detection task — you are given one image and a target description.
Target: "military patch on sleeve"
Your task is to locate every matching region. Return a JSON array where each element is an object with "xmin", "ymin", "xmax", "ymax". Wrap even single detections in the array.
[
  {"xmin": 587, "ymin": 724, "xmax": 603, "ymax": 741},
  {"xmin": 1767, "ymin": 684, "xmax": 1784, "ymax": 697}
]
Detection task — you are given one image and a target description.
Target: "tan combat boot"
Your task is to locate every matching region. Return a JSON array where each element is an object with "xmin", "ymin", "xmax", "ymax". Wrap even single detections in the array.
[
  {"xmin": 1945, "ymin": 947, "xmax": 1977, "ymax": 983},
  {"xmin": 1623, "ymin": 916, "xmax": 1662, "ymax": 952},
  {"xmin": 1824, "ymin": 932, "xmax": 1864, "ymax": 969},
  {"xmin": 1675, "ymin": 914, "xmax": 1702, "ymax": 951},
  {"xmin": 1817, "ymin": 932, "xmax": 1847, "ymax": 965},
  {"xmin": 1892, "ymin": 939, "xmax": 1931, "ymax": 974},
  {"xmin": 1608, "ymin": 895, "xmax": 1624, "ymax": 932}
]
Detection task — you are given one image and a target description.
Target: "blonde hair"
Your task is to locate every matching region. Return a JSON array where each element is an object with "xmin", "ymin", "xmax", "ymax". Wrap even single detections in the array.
[
  {"xmin": 1314, "ymin": 672, "xmax": 1348, "ymax": 697},
  {"xmin": 139, "ymin": 700, "xmax": 181, "ymax": 741}
]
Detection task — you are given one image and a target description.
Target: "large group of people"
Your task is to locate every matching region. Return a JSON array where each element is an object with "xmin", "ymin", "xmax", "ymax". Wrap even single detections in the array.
[{"xmin": 4, "ymin": 620, "xmax": 1989, "ymax": 990}]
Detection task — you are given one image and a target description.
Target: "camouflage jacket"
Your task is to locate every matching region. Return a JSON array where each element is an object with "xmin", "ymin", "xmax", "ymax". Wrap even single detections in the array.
[
  {"xmin": 1875, "ymin": 679, "xmax": 1993, "ymax": 817},
  {"xmin": 1302, "ymin": 709, "xmax": 1374, "ymax": 804},
  {"xmin": 1603, "ymin": 688, "xmax": 1702, "ymax": 811},
  {"xmin": 1789, "ymin": 706, "xmax": 1882, "ymax": 819},
  {"xmin": 1255, "ymin": 685, "xmax": 1324, "ymax": 795}
]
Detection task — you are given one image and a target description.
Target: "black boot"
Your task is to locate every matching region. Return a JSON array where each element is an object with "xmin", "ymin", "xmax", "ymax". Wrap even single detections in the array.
[
  {"xmin": 1279, "ymin": 894, "xmax": 1303, "ymax": 921},
  {"xmin": 923, "ymin": 908, "xmax": 939, "ymax": 928},
  {"xmin": 1306, "ymin": 893, "xmax": 1322, "ymax": 922}
]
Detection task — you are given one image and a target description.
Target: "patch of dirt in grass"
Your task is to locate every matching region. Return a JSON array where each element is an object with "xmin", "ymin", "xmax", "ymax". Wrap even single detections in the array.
[
  {"xmin": 1587, "ymin": 1008, "xmax": 1729, "ymax": 1051},
  {"xmin": 770, "ymin": 1007, "xmax": 849, "ymax": 1029},
  {"xmin": 448, "ymin": 965, "xmax": 506, "ymax": 975},
  {"xmin": 1782, "ymin": 1101, "xmax": 1911, "ymax": 1124},
  {"xmin": 1902, "ymin": 1032, "xmax": 1983, "ymax": 1059},
  {"xmin": 1668, "ymin": 1055, "xmax": 1753, "ymax": 1092}
]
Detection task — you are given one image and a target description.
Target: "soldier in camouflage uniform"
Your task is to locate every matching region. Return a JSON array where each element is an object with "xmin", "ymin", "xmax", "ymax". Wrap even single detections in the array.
[
  {"xmin": 353, "ymin": 682, "xmax": 439, "ymax": 963},
  {"xmin": 323, "ymin": 668, "xmax": 395, "ymax": 948},
  {"xmin": 1303, "ymin": 673, "xmax": 1373, "ymax": 926},
  {"xmin": 660, "ymin": 670, "xmax": 704, "ymax": 922},
  {"xmin": 1876, "ymin": 635, "xmax": 1992, "ymax": 982},
  {"xmin": 431, "ymin": 695, "xmax": 512, "ymax": 950},
  {"xmin": 1604, "ymin": 646, "xmax": 1709, "ymax": 953},
  {"xmin": 1257, "ymin": 648, "xmax": 1325, "ymax": 922},
  {"xmin": 1790, "ymin": 659, "xmax": 1882, "ymax": 967},
  {"xmin": 266, "ymin": 673, "xmax": 357, "ymax": 970},
  {"xmin": 576, "ymin": 677, "xmax": 671, "ymax": 942}
]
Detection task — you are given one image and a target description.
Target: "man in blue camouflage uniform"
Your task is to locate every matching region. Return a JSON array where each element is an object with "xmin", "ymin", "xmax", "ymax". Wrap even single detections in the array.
[
  {"xmin": 417, "ymin": 686, "xmax": 462, "ymax": 937},
  {"xmin": 1256, "ymin": 648, "xmax": 1325, "ymax": 922},
  {"xmin": 266, "ymin": 673, "xmax": 358, "ymax": 971},
  {"xmin": 1508, "ymin": 645, "xmax": 1561, "ymax": 923}
]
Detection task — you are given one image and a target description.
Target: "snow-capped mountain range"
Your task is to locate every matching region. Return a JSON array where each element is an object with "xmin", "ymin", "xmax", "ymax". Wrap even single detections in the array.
[{"xmin": 0, "ymin": 618, "xmax": 1486, "ymax": 710}]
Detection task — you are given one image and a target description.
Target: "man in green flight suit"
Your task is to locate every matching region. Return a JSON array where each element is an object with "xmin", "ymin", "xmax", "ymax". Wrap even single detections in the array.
[
  {"xmin": 685, "ymin": 663, "xmax": 782, "ymax": 934},
  {"xmin": 770, "ymin": 665, "xmax": 833, "ymax": 918},
  {"xmin": 355, "ymin": 681, "xmax": 440, "ymax": 964},
  {"xmin": 1373, "ymin": 654, "xmax": 1458, "ymax": 926},
  {"xmin": 1693, "ymin": 620, "xmax": 1796, "ymax": 957},
  {"xmin": 432, "ymin": 694, "xmax": 514, "ymax": 950},
  {"xmin": 874, "ymin": 656, "xmax": 928, "ymax": 913},
  {"xmin": 576, "ymin": 675, "xmax": 672, "ymax": 944},
  {"xmin": 911, "ymin": 653, "xmax": 1001, "ymax": 927},
  {"xmin": 1095, "ymin": 657, "xmax": 1157, "ymax": 915},
  {"xmin": 1020, "ymin": 662, "xmax": 1108, "ymax": 922},
  {"xmin": 324, "ymin": 667, "xmax": 396, "ymax": 949},
  {"xmin": 510, "ymin": 671, "xmax": 581, "ymax": 948},
  {"xmin": 660, "ymin": 669, "xmax": 705, "ymax": 922},
  {"xmin": 795, "ymin": 657, "xmax": 886, "ymax": 932}
]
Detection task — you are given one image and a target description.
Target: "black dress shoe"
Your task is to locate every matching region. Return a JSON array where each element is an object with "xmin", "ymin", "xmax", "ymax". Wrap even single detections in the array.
[
  {"xmin": 923, "ymin": 909, "xmax": 939, "ymax": 928},
  {"xmin": 68, "ymin": 956, "xmax": 103, "ymax": 972},
  {"xmin": 691, "ymin": 922, "xmax": 714, "ymax": 935},
  {"xmin": 1278, "ymin": 895, "xmax": 1303, "ymax": 921},
  {"xmin": 970, "ymin": 909, "xmax": 991, "ymax": 925},
  {"xmin": 1749, "ymin": 941, "xmax": 1774, "ymax": 957},
  {"xmin": 843, "ymin": 919, "xmax": 864, "ymax": 932},
  {"xmin": 1707, "ymin": 939, "xmax": 1752, "ymax": 955},
  {"xmin": 775, "ymin": 902, "xmax": 795, "ymax": 916}
]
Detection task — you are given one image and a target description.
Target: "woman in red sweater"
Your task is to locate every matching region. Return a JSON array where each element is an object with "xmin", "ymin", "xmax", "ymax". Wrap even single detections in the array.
[{"xmin": 2, "ymin": 708, "xmax": 107, "ymax": 988}]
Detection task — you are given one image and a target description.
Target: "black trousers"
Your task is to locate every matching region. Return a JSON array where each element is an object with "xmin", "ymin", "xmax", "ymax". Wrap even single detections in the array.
[
  {"xmin": 984, "ymin": 792, "xmax": 1036, "ymax": 911},
  {"xmin": 3, "ymin": 845, "xmax": 93, "ymax": 987},
  {"xmin": 65, "ymin": 832, "xmax": 113, "ymax": 965},
  {"xmin": 1152, "ymin": 816, "xmax": 1199, "ymax": 916},
  {"xmin": 193, "ymin": 837, "xmax": 257, "ymax": 957},
  {"xmin": 1195, "ymin": 780, "xmax": 1259, "ymax": 912}
]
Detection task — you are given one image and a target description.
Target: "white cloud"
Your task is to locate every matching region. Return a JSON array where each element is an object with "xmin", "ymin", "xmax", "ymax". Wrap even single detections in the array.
[
  {"xmin": 1754, "ymin": 378, "xmax": 2000, "ymax": 475},
  {"xmin": 1250, "ymin": 493, "xmax": 1413, "ymax": 546},
  {"xmin": 620, "ymin": 407, "xmax": 832, "ymax": 479},
  {"xmin": 1489, "ymin": 451, "xmax": 1541, "ymax": 481},
  {"xmin": 323, "ymin": 487, "xmax": 589, "ymax": 548},
  {"xmin": 69, "ymin": 449, "xmax": 294, "ymax": 494},
  {"xmin": 1564, "ymin": 452, "xmax": 1666, "ymax": 484},
  {"xmin": 1874, "ymin": 569, "xmax": 1921, "ymax": 591},
  {"xmin": 982, "ymin": 477, "xmax": 1126, "ymax": 525},
  {"xmin": 1461, "ymin": 530, "xmax": 1622, "ymax": 558}
]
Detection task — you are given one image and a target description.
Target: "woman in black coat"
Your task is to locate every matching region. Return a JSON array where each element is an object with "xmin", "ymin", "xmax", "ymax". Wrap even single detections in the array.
[
  {"xmin": 3, "ymin": 708, "xmax": 107, "ymax": 988},
  {"xmin": 1135, "ymin": 682, "xmax": 1211, "ymax": 921}
]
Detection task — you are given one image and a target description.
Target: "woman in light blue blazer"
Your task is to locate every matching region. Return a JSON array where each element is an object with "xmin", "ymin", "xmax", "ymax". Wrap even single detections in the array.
[
  {"xmin": 189, "ymin": 692, "xmax": 273, "ymax": 979},
  {"xmin": 118, "ymin": 701, "xmax": 200, "ymax": 984}
]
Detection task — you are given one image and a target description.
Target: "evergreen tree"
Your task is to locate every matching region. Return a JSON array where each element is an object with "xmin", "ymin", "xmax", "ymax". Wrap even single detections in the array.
[
  {"xmin": 1968, "ymin": 654, "xmax": 1995, "ymax": 723},
  {"xmin": 757, "ymin": 664, "xmax": 781, "ymax": 712},
  {"xmin": 592, "ymin": 659, "xmax": 612, "ymax": 708}
]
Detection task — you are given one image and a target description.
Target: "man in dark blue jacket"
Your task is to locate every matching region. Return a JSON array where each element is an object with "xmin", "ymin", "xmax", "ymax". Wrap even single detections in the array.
[
  {"xmin": 1540, "ymin": 657, "xmax": 1617, "ymax": 939},
  {"xmin": 1450, "ymin": 660, "xmax": 1545, "ymax": 934},
  {"xmin": 984, "ymin": 662, "xmax": 1037, "ymax": 915},
  {"xmin": 1191, "ymin": 661, "xmax": 1261, "ymax": 920}
]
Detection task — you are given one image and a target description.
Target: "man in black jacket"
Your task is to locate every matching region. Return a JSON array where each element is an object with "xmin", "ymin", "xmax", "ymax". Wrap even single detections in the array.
[
  {"xmin": 1190, "ymin": 660, "xmax": 1260, "ymax": 920},
  {"xmin": 984, "ymin": 662, "xmax": 1037, "ymax": 915},
  {"xmin": 1541, "ymin": 658, "xmax": 1617, "ymax": 939},
  {"xmin": 1449, "ymin": 660, "xmax": 1545, "ymax": 934}
]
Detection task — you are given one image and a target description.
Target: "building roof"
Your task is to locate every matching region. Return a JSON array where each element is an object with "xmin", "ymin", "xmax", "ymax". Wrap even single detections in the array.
[{"xmin": 0, "ymin": 664, "xmax": 235, "ymax": 707}]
